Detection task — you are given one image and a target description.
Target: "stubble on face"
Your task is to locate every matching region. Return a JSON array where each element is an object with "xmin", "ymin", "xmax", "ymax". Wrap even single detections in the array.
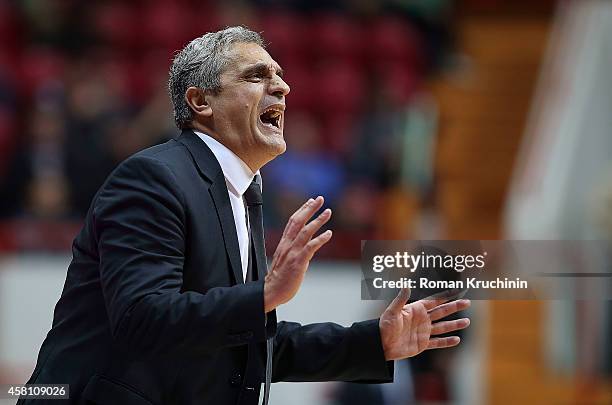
[{"xmin": 205, "ymin": 42, "xmax": 289, "ymax": 172}]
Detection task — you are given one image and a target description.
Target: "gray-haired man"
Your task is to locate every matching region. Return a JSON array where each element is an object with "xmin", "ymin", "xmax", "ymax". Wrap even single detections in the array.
[{"xmin": 21, "ymin": 27, "xmax": 470, "ymax": 405}]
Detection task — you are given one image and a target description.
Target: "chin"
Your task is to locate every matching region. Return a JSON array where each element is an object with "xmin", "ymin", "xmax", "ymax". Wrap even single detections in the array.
[
  {"xmin": 253, "ymin": 126, "xmax": 286, "ymax": 162},
  {"xmin": 269, "ymin": 139, "xmax": 287, "ymax": 157}
]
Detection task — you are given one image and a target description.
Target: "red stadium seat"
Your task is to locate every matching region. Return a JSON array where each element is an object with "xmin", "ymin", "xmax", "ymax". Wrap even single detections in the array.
[
  {"xmin": 93, "ymin": 3, "xmax": 140, "ymax": 48},
  {"xmin": 308, "ymin": 13, "xmax": 361, "ymax": 64},
  {"xmin": 320, "ymin": 112, "xmax": 355, "ymax": 155},
  {"xmin": 187, "ymin": 5, "xmax": 221, "ymax": 41},
  {"xmin": 19, "ymin": 48, "xmax": 66, "ymax": 96},
  {"xmin": 125, "ymin": 58, "xmax": 159, "ymax": 105},
  {"xmin": 255, "ymin": 12, "xmax": 305, "ymax": 65},
  {"xmin": 92, "ymin": 46, "xmax": 169, "ymax": 105},
  {"xmin": 366, "ymin": 16, "xmax": 423, "ymax": 69},
  {"xmin": 379, "ymin": 62, "xmax": 420, "ymax": 105},
  {"xmin": 0, "ymin": 106, "xmax": 16, "ymax": 176},
  {"xmin": 282, "ymin": 63, "xmax": 314, "ymax": 112},
  {"xmin": 313, "ymin": 62, "xmax": 364, "ymax": 116},
  {"xmin": 0, "ymin": 50, "xmax": 18, "ymax": 83},
  {"xmin": 91, "ymin": 49, "xmax": 132, "ymax": 101},
  {"xmin": 142, "ymin": 1, "xmax": 194, "ymax": 52},
  {"xmin": 0, "ymin": 2, "xmax": 20, "ymax": 52}
]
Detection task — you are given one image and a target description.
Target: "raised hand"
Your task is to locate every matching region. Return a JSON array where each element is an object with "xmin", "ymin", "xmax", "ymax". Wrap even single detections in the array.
[
  {"xmin": 263, "ymin": 196, "xmax": 332, "ymax": 312},
  {"xmin": 379, "ymin": 288, "xmax": 471, "ymax": 361}
]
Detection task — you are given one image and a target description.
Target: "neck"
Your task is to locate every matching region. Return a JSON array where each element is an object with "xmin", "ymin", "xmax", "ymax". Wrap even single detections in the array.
[{"xmin": 189, "ymin": 123, "xmax": 269, "ymax": 172}]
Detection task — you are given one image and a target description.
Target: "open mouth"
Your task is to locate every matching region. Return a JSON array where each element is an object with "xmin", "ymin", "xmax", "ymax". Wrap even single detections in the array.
[{"xmin": 259, "ymin": 107, "xmax": 283, "ymax": 130}]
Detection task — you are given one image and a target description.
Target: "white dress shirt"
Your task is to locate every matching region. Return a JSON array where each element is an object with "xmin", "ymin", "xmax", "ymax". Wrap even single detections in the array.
[{"xmin": 194, "ymin": 130, "xmax": 258, "ymax": 282}]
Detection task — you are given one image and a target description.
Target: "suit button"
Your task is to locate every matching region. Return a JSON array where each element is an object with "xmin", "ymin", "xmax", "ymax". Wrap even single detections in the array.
[{"xmin": 229, "ymin": 373, "xmax": 242, "ymax": 387}]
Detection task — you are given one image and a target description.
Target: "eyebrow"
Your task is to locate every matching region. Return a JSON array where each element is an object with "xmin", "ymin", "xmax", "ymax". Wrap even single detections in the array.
[{"xmin": 242, "ymin": 63, "xmax": 284, "ymax": 78}]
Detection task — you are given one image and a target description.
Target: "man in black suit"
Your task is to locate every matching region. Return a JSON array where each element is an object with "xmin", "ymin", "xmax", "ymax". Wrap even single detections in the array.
[{"xmin": 20, "ymin": 27, "xmax": 470, "ymax": 404}]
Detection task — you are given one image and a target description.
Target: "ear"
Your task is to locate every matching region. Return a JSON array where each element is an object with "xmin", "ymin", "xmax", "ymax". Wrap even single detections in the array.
[{"xmin": 185, "ymin": 86, "xmax": 213, "ymax": 118}]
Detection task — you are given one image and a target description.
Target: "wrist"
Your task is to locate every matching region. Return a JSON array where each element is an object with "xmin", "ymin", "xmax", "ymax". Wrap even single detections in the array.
[
  {"xmin": 263, "ymin": 275, "xmax": 278, "ymax": 313},
  {"xmin": 379, "ymin": 319, "xmax": 393, "ymax": 361}
]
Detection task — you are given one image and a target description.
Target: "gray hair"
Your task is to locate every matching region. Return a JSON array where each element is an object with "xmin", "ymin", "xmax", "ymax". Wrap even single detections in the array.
[{"xmin": 168, "ymin": 26, "xmax": 264, "ymax": 129}]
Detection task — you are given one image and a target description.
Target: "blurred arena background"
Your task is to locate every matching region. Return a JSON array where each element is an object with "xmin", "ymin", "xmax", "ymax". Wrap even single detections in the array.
[{"xmin": 0, "ymin": 0, "xmax": 611, "ymax": 404}]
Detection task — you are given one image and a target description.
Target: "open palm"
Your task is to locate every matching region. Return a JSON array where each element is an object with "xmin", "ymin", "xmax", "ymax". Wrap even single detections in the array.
[{"xmin": 379, "ymin": 288, "xmax": 471, "ymax": 361}]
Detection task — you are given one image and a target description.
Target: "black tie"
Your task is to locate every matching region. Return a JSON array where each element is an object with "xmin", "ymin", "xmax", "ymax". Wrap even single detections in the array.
[
  {"xmin": 243, "ymin": 175, "xmax": 265, "ymax": 282},
  {"xmin": 242, "ymin": 175, "xmax": 273, "ymax": 405}
]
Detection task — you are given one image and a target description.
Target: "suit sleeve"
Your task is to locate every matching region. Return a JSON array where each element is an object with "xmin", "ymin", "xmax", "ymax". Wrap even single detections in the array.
[
  {"xmin": 272, "ymin": 319, "xmax": 394, "ymax": 383},
  {"xmin": 94, "ymin": 155, "xmax": 272, "ymax": 358}
]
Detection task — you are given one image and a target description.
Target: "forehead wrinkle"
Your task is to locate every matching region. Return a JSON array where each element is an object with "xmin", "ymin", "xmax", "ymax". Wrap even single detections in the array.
[
  {"xmin": 241, "ymin": 62, "xmax": 284, "ymax": 76},
  {"xmin": 221, "ymin": 45, "xmax": 285, "ymax": 87}
]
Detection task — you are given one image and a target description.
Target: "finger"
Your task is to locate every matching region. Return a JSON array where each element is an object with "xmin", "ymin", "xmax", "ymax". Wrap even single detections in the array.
[
  {"xmin": 421, "ymin": 289, "xmax": 466, "ymax": 311},
  {"xmin": 428, "ymin": 299, "xmax": 471, "ymax": 322},
  {"xmin": 427, "ymin": 336, "xmax": 460, "ymax": 350},
  {"xmin": 388, "ymin": 287, "xmax": 411, "ymax": 314},
  {"xmin": 430, "ymin": 318, "xmax": 470, "ymax": 335},
  {"xmin": 281, "ymin": 198, "xmax": 313, "ymax": 238},
  {"xmin": 303, "ymin": 229, "xmax": 332, "ymax": 260},
  {"xmin": 293, "ymin": 208, "xmax": 332, "ymax": 247},
  {"xmin": 284, "ymin": 196, "xmax": 325, "ymax": 240},
  {"xmin": 274, "ymin": 199, "xmax": 325, "ymax": 265}
]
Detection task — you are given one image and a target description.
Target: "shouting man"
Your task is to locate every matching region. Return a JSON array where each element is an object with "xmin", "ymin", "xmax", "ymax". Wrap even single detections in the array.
[{"xmin": 21, "ymin": 27, "xmax": 470, "ymax": 405}]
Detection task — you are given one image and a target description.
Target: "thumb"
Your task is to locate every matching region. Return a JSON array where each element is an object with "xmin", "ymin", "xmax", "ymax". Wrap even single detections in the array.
[{"xmin": 388, "ymin": 287, "xmax": 411, "ymax": 313}]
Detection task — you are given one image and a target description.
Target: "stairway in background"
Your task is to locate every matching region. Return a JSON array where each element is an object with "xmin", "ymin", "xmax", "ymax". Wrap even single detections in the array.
[
  {"xmin": 432, "ymin": 16, "xmax": 549, "ymax": 241},
  {"xmin": 429, "ymin": 14, "xmax": 564, "ymax": 404},
  {"xmin": 432, "ymin": 10, "xmax": 612, "ymax": 403}
]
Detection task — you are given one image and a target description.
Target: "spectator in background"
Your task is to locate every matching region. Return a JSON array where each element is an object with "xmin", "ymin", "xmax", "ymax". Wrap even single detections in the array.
[
  {"xmin": 0, "ymin": 65, "xmax": 18, "ymax": 202},
  {"xmin": 18, "ymin": 0, "xmax": 95, "ymax": 54},
  {"xmin": 347, "ymin": 79, "xmax": 403, "ymax": 189},
  {"xmin": 0, "ymin": 101, "xmax": 70, "ymax": 219},
  {"xmin": 335, "ymin": 80, "xmax": 405, "ymax": 233},
  {"xmin": 62, "ymin": 60, "xmax": 125, "ymax": 216},
  {"xmin": 263, "ymin": 112, "xmax": 345, "ymax": 227},
  {"xmin": 113, "ymin": 78, "xmax": 177, "ymax": 161},
  {"xmin": 63, "ymin": 57, "xmax": 179, "ymax": 217},
  {"xmin": 0, "ymin": 55, "xmax": 179, "ymax": 220}
]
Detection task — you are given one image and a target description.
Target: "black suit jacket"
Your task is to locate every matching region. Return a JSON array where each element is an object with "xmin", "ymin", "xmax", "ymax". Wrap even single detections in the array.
[{"xmin": 20, "ymin": 130, "xmax": 393, "ymax": 405}]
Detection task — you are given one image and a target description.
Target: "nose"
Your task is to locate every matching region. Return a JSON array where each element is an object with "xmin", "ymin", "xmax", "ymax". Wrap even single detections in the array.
[{"xmin": 269, "ymin": 75, "xmax": 290, "ymax": 98}]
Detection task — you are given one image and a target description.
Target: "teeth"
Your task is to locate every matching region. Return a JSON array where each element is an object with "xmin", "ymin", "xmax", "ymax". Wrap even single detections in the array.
[
  {"xmin": 262, "ymin": 110, "xmax": 281, "ymax": 117},
  {"xmin": 260, "ymin": 107, "xmax": 283, "ymax": 129}
]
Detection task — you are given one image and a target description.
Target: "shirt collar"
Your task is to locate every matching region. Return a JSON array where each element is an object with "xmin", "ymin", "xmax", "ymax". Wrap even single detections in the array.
[{"xmin": 193, "ymin": 130, "xmax": 258, "ymax": 197}]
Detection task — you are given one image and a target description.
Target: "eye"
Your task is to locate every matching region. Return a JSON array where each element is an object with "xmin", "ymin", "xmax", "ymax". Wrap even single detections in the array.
[{"xmin": 248, "ymin": 72, "xmax": 265, "ymax": 82}]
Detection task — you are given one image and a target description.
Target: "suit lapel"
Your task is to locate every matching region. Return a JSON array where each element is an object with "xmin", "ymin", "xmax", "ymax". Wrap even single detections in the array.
[
  {"xmin": 209, "ymin": 182, "xmax": 244, "ymax": 285},
  {"xmin": 177, "ymin": 129, "xmax": 244, "ymax": 285}
]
